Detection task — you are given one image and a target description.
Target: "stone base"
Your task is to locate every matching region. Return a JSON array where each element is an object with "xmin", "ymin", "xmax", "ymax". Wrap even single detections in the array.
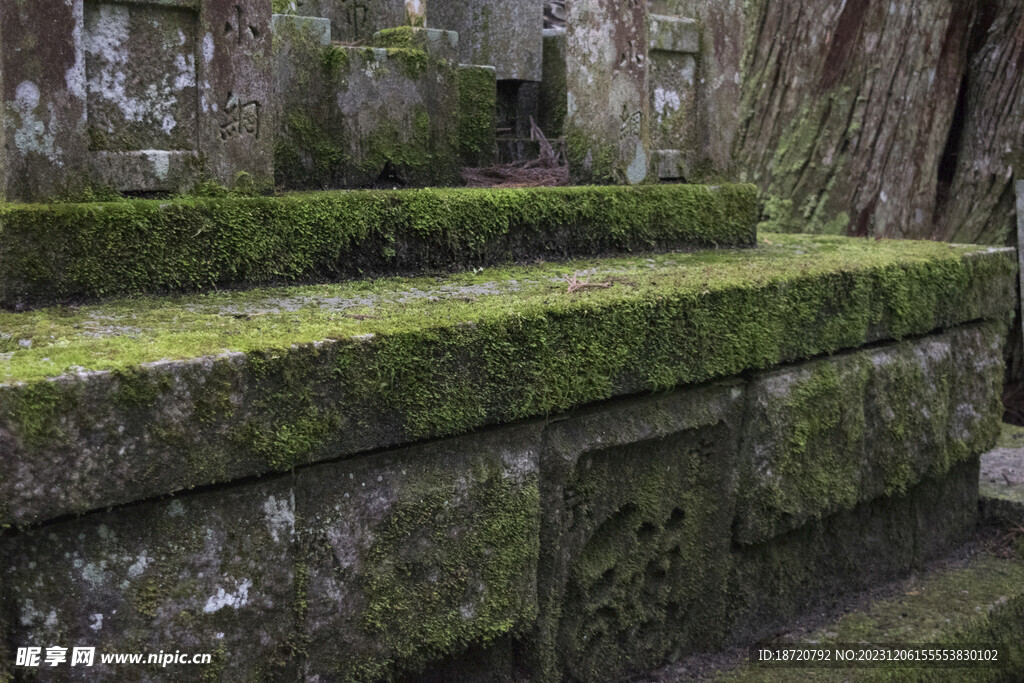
[{"xmin": 0, "ymin": 321, "xmax": 1004, "ymax": 680}]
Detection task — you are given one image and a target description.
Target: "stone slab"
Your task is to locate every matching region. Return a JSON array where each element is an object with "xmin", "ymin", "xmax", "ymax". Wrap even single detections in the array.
[
  {"xmin": 648, "ymin": 15, "xmax": 699, "ymax": 180},
  {"xmin": 0, "ymin": 183, "xmax": 757, "ymax": 307},
  {"xmin": 0, "ymin": 337, "xmax": 1006, "ymax": 680},
  {"xmin": 272, "ymin": 13, "xmax": 332, "ymax": 46},
  {"xmin": 371, "ymin": 26, "xmax": 459, "ymax": 62},
  {"xmin": 725, "ymin": 532, "xmax": 1024, "ymax": 682},
  {"xmin": 648, "ymin": 14, "xmax": 699, "ymax": 53},
  {"xmin": 0, "ymin": 237, "xmax": 1012, "ymax": 527},
  {"xmin": 649, "ymin": 0, "xmax": 745, "ymax": 180},
  {"xmin": 728, "ymin": 457, "xmax": 984, "ymax": 653},
  {"xmin": 539, "ymin": 28, "xmax": 567, "ymax": 138},
  {"xmin": 430, "ymin": 0, "xmax": 543, "ymax": 81},
  {"xmin": 1, "ymin": 0, "xmax": 90, "ymax": 201},
  {"xmin": 281, "ymin": 0, "xmax": 421, "ymax": 44},
  {"xmin": 538, "ymin": 381, "xmax": 746, "ymax": 680},
  {"xmin": 273, "ymin": 17, "xmax": 463, "ymax": 189},
  {"xmin": 565, "ymin": 0, "xmax": 651, "ymax": 184}
]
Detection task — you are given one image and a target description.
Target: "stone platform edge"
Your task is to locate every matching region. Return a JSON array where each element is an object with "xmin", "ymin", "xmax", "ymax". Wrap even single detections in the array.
[{"xmin": 0, "ymin": 235, "xmax": 1014, "ymax": 527}]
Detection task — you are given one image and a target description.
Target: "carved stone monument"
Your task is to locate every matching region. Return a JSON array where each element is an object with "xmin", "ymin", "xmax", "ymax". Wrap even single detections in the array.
[{"xmin": 1, "ymin": 0, "xmax": 273, "ymax": 201}]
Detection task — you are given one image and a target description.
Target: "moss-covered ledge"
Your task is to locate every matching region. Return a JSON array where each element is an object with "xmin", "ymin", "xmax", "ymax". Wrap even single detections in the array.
[
  {"xmin": 0, "ymin": 235, "xmax": 1015, "ymax": 526},
  {"xmin": 0, "ymin": 184, "xmax": 757, "ymax": 309}
]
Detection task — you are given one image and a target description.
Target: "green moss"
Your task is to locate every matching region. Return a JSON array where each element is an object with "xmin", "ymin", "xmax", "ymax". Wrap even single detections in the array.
[
  {"xmin": 0, "ymin": 234, "xmax": 1014, "ymax": 527},
  {"xmin": 0, "ymin": 184, "xmax": 758, "ymax": 307},
  {"xmin": 456, "ymin": 66, "xmax": 497, "ymax": 166},
  {"xmin": 997, "ymin": 422, "xmax": 1024, "ymax": 449},
  {"xmin": 566, "ymin": 129, "xmax": 619, "ymax": 185},
  {"xmin": 350, "ymin": 470, "xmax": 539, "ymax": 679},
  {"xmin": 371, "ymin": 27, "xmax": 419, "ymax": 49},
  {"xmin": 721, "ymin": 551, "xmax": 1024, "ymax": 682}
]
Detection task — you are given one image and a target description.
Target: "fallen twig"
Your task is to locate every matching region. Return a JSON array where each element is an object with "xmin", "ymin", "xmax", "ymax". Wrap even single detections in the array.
[{"xmin": 564, "ymin": 270, "xmax": 612, "ymax": 293}]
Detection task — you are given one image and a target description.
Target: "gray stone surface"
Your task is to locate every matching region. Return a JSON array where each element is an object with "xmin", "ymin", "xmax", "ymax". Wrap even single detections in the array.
[
  {"xmin": 1, "ymin": 0, "xmax": 90, "ymax": 201},
  {"xmin": 0, "ymin": 330, "xmax": 1005, "ymax": 680},
  {"xmin": 539, "ymin": 28, "xmax": 567, "ymax": 137},
  {"xmin": 1, "ymin": 422, "xmax": 542, "ymax": 680},
  {"xmin": 280, "ymin": 0, "xmax": 422, "ymax": 44},
  {"xmin": 298, "ymin": 423, "xmax": 543, "ymax": 680},
  {"xmin": 652, "ymin": 0, "xmax": 745, "ymax": 180},
  {"xmin": 1, "ymin": 0, "xmax": 274, "ymax": 200},
  {"xmin": 430, "ymin": 0, "xmax": 543, "ymax": 81},
  {"xmin": 565, "ymin": 0, "xmax": 651, "ymax": 184},
  {"xmin": 648, "ymin": 14, "xmax": 699, "ymax": 180},
  {"xmin": 372, "ymin": 26, "xmax": 459, "ymax": 62},
  {"xmin": 735, "ymin": 322, "xmax": 1005, "ymax": 545},
  {"xmin": 273, "ymin": 13, "xmax": 332, "ymax": 47},
  {"xmin": 2, "ymin": 477, "xmax": 298, "ymax": 680}
]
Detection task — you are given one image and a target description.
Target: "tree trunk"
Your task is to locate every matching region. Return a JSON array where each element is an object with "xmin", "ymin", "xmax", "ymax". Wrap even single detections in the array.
[{"xmin": 734, "ymin": 0, "xmax": 1024, "ymax": 245}]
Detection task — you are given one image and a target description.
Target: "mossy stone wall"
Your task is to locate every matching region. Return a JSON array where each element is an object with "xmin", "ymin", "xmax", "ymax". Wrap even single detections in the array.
[{"xmin": 0, "ymin": 326, "xmax": 1004, "ymax": 680}]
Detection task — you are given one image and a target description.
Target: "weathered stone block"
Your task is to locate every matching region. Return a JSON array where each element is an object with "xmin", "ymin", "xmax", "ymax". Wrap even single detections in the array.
[
  {"xmin": 651, "ymin": 0, "xmax": 745, "ymax": 180},
  {"xmin": 537, "ymin": 382, "xmax": 746, "ymax": 680},
  {"xmin": 1, "ymin": 0, "xmax": 273, "ymax": 200},
  {"xmin": 2, "ymin": 478, "xmax": 297, "ymax": 680},
  {"xmin": 430, "ymin": 0, "xmax": 543, "ymax": 82},
  {"xmin": 372, "ymin": 26, "xmax": 459, "ymax": 63},
  {"xmin": 274, "ymin": 18, "xmax": 466, "ymax": 188},
  {"xmin": 734, "ymin": 322, "xmax": 1005, "ymax": 545},
  {"xmin": 297, "ymin": 424, "xmax": 542, "ymax": 680},
  {"xmin": 565, "ymin": 0, "xmax": 651, "ymax": 184},
  {"xmin": 279, "ymin": 0, "xmax": 423, "ymax": 44},
  {"xmin": 729, "ymin": 457, "xmax": 981, "ymax": 644}
]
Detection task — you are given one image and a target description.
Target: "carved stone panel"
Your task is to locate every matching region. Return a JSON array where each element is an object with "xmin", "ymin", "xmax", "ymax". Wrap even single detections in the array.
[
  {"xmin": 1, "ymin": 0, "xmax": 272, "ymax": 199},
  {"xmin": 647, "ymin": 14, "xmax": 699, "ymax": 180}
]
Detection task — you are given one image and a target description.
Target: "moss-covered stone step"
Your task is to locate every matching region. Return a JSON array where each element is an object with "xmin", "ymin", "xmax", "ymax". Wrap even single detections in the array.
[
  {"xmin": 0, "ymin": 234, "xmax": 1015, "ymax": 526},
  {"xmin": 716, "ymin": 548, "xmax": 1024, "ymax": 682},
  {"xmin": 980, "ymin": 423, "xmax": 1024, "ymax": 525},
  {"xmin": 0, "ymin": 184, "xmax": 757, "ymax": 309}
]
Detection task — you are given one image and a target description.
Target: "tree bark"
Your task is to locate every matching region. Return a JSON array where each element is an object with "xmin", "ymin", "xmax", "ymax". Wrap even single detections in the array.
[{"xmin": 734, "ymin": 0, "xmax": 1024, "ymax": 244}]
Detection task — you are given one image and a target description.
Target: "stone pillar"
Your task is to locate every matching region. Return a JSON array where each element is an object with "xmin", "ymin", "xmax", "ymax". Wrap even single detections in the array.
[
  {"xmin": 1, "ymin": 0, "xmax": 273, "ymax": 201},
  {"xmin": 430, "ymin": 0, "xmax": 543, "ymax": 82},
  {"xmin": 651, "ymin": 0, "xmax": 746, "ymax": 180},
  {"xmin": 1, "ymin": 0, "xmax": 90, "ymax": 201},
  {"xmin": 648, "ymin": 14, "xmax": 699, "ymax": 180},
  {"xmin": 565, "ymin": 0, "xmax": 651, "ymax": 185},
  {"xmin": 196, "ymin": 0, "xmax": 275, "ymax": 190}
]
